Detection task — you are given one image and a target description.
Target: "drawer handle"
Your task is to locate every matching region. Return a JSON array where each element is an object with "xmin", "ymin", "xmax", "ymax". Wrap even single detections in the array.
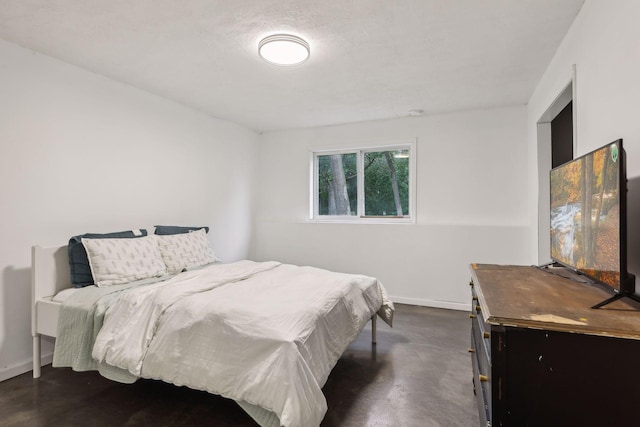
[
  {"xmin": 472, "ymin": 296, "xmax": 478, "ymax": 301},
  {"xmin": 479, "ymin": 374, "xmax": 489, "ymax": 382},
  {"xmin": 475, "ymin": 305, "xmax": 481, "ymax": 312},
  {"xmin": 483, "ymin": 332, "xmax": 490, "ymax": 339},
  {"xmin": 469, "ymin": 314, "xmax": 477, "ymax": 319},
  {"xmin": 469, "ymin": 281, "xmax": 474, "ymax": 287},
  {"xmin": 468, "ymin": 348, "xmax": 475, "ymax": 353}
]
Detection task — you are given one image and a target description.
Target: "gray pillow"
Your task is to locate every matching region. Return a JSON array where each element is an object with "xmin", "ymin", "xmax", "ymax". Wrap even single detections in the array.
[
  {"xmin": 154, "ymin": 225, "xmax": 209, "ymax": 235},
  {"xmin": 68, "ymin": 229, "xmax": 147, "ymax": 287}
]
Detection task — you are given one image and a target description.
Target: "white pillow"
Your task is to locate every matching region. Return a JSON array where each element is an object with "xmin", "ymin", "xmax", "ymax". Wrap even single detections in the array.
[
  {"xmin": 154, "ymin": 228, "xmax": 219, "ymax": 274},
  {"xmin": 82, "ymin": 236, "xmax": 168, "ymax": 287}
]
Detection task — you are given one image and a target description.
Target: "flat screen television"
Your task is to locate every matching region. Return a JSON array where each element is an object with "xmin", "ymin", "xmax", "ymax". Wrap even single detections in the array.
[{"xmin": 550, "ymin": 139, "xmax": 638, "ymax": 308}]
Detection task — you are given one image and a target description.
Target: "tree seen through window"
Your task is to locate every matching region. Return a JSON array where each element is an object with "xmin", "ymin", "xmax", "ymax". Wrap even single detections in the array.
[{"xmin": 317, "ymin": 148, "xmax": 410, "ymax": 217}]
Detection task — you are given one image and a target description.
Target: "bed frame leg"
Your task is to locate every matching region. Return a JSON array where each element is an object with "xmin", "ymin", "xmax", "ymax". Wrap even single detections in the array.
[
  {"xmin": 371, "ymin": 315, "xmax": 377, "ymax": 345},
  {"xmin": 33, "ymin": 334, "xmax": 41, "ymax": 378}
]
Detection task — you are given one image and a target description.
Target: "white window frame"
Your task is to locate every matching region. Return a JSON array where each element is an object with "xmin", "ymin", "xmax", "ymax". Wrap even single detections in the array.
[{"xmin": 309, "ymin": 140, "xmax": 416, "ymax": 224}]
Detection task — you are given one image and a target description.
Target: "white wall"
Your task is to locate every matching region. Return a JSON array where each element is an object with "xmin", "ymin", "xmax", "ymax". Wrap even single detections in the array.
[
  {"xmin": 527, "ymin": 0, "xmax": 640, "ymax": 279},
  {"xmin": 0, "ymin": 39, "xmax": 258, "ymax": 380},
  {"xmin": 252, "ymin": 106, "xmax": 531, "ymax": 309}
]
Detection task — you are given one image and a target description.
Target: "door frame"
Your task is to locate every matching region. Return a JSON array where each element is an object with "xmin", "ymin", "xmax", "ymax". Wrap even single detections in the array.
[{"xmin": 536, "ymin": 65, "xmax": 577, "ymax": 263}]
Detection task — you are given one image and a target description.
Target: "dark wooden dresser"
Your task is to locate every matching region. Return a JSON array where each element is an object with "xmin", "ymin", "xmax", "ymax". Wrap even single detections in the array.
[{"xmin": 469, "ymin": 264, "xmax": 640, "ymax": 427}]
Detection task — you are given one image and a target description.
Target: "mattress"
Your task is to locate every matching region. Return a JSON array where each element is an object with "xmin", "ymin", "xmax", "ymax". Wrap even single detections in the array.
[{"xmin": 52, "ymin": 287, "xmax": 84, "ymax": 303}]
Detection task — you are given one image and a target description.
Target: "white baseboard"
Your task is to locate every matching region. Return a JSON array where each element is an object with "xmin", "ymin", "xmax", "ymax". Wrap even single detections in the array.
[
  {"xmin": 390, "ymin": 295, "xmax": 471, "ymax": 312},
  {"xmin": 0, "ymin": 352, "xmax": 53, "ymax": 382}
]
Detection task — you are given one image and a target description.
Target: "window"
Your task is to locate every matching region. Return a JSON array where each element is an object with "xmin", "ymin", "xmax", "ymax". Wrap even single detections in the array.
[{"xmin": 311, "ymin": 142, "xmax": 415, "ymax": 222}]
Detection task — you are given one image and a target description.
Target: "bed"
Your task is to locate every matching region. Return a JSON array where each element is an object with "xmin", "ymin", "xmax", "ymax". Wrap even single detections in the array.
[{"xmin": 31, "ymin": 242, "xmax": 393, "ymax": 427}]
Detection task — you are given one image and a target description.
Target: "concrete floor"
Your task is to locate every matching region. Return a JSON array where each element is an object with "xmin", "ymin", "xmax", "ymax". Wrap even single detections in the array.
[{"xmin": 0, "ymin": 304, "xmax": 479, "ymax": 426}]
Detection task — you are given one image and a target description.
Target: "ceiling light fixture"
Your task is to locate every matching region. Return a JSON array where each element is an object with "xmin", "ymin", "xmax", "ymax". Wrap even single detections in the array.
[
  {"xmin": 258, "ymin": 34, "xmax": 310, "ymax": 66},
  {"xmin": 408, "ymin": 109, "xmax": 424, "ymax": 117}
]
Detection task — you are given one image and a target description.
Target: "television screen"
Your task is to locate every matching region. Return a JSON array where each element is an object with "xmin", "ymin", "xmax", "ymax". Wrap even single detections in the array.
[{"xmin": 550, "ymin": 140, "xmax": 625, "ymax": 291}]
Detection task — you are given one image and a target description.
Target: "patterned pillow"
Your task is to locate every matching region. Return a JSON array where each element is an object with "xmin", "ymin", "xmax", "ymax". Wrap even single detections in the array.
[
  {"xmin": 154, "ymin": 228, "xmax": 220, "ymax": 274},
  {"xmin": 68, "ymin": 229, "xmax": 148, "ymax": 287},
  {"xmin": 81, "ymin": 236, "xmax": 168, "ymax": 287}
]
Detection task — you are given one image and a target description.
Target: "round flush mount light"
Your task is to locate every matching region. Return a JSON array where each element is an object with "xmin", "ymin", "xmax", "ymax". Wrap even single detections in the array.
[{"xmin": 258, "ymin": 34, "xmax": 310, "ymax": 66}]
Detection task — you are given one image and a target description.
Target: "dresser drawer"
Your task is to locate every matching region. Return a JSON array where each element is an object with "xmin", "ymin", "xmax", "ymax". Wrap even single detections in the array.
[
  {"xmin": 471, "ymin": 330, "xmax": 491, "ymax": 426},
  {"xmin": 471, "ymin": 278, "xmax": 492, "ymax": 426},
  {"xmin": 470, "ymin": 282, "xmax": 491, "ymax": 358}
]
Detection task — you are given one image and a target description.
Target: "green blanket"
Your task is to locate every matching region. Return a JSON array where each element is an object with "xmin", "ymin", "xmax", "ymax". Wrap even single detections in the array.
[{"xmin": 52, "ymin": 277, "xmax": 167, "ymax": 383}]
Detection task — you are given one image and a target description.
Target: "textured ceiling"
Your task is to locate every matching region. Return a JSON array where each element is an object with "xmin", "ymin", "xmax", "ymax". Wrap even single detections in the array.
[{"xmin": 0, "ymin": 0, "xmax": 584, "ymax": 132}]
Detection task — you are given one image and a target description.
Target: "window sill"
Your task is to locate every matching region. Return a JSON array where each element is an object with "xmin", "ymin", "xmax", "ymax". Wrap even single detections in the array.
[{"xmin": 307, "ymin": 217, "xmax": 415, "ymax": 225}]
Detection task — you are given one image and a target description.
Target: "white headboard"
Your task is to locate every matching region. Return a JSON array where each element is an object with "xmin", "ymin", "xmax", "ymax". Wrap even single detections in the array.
[{"xmin": 31, "ymin": 245, "xmax": 71, "ymax": 302}]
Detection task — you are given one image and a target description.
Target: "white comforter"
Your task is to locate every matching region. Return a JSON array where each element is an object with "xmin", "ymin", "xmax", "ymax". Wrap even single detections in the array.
[{"xmin": 92, "ymin": 260, "xmax": 391, "ymax": 427}]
